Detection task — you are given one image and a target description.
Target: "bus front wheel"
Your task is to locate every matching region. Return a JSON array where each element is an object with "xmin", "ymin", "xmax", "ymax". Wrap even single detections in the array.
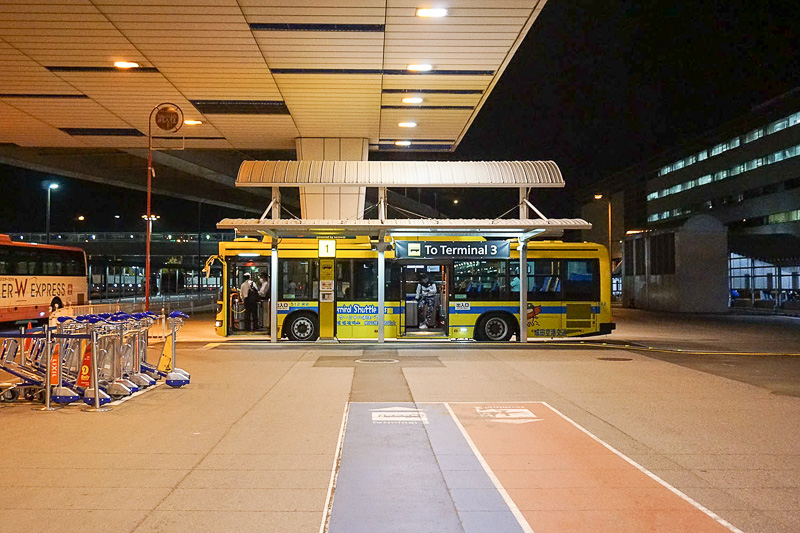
[
  {"xmin": 285, "ymin": 312, "xmax": 319, "ymax": 342},
  {"xmin": 476, "ymin": 313, "xmax": 515, "ymax": 342}
]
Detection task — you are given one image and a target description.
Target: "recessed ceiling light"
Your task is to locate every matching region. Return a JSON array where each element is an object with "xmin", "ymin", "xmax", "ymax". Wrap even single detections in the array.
[
  {"xmin": 398, "ymin": 122, "xmax": 417, "ymax": 128},
  {"xmin": 184, "ymin": 119, "xmax": 203, "ymax": 125},
  {"xmin": 395, "ymin": 141, "xmax": 412, "ymax": 146},
  {"xmin": 114, "ymin": 61, "xmax": 139, "ymax": 69},
  {"xmin": 402, "ymin": 97, "xmax": 424, "ymax": 104},
  {"xmin": 407, "ymin": 64, "xmax": 432, "ymax": 72},
  {"xmin": 416, "ymin": 8, "xmax": 448, "ymax": 17}
]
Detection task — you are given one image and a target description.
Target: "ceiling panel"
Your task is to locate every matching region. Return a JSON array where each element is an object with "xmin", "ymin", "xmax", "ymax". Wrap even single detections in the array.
[
  {"xmin": 208, "ymin": 115, "xmax": 298, "ymax": 150},
  {"xmin": 0, "ymin": 0, "xmax": 546, "ymax": 157},
  {"xmin": 0, "ymin": 101, "xmax": 84, "ymax": 147}
]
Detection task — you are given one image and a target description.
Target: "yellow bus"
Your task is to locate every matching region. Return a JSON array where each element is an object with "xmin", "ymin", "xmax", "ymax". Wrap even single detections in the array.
[{"xmin": 210, "ymin": 236, "xmax": 614, "ymax": 341}]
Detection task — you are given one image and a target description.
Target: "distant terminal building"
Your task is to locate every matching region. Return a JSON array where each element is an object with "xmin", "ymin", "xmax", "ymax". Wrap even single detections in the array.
[{"xmin": 579, "ymin": 88, "xmax": 800, "ymax": 312}]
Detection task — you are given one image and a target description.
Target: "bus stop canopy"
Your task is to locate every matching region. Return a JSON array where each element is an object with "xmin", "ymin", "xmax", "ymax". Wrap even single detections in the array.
[
  {"xmin": 216, "ymin": 217, "xmax": 590, "ymax": 239},
  {"xmin": 236, "ymin": 160, "xmax": 564, "ymax": 188}
]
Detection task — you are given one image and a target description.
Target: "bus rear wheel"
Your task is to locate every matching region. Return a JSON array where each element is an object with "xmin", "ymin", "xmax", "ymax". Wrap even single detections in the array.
[
  {"xmin": 285, "ymin": 312, "xmax": 319, "ymax": 342},
  {"xmin": 476, "ymin": 313, "xmax": 515, "ymax": 342}
]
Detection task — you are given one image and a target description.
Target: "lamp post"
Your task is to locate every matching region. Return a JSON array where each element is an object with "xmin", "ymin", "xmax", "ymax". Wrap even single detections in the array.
[
  {"xmin": 142, "ymin": 214, "xmax": 160, "ymax": 309},
  {"xmin": 594, "ymin": 193, "xmax": 612, "ymax": 261},
  {"xmin": 44, "ymin": 182, "xmax": 59, "ymax": 244},
  {"xmin": 146, "ymin": 103, "xmax": 183, "ymax": 311}
]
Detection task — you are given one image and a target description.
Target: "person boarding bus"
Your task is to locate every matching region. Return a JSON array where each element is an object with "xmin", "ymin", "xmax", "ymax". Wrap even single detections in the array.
[
  {"xmin": 239, "ymin": 272, "xmax": 259, "ymax": 331},
  {"xmin": 415, "ymin": 274, "xmax": 437, "ymax": 329}
]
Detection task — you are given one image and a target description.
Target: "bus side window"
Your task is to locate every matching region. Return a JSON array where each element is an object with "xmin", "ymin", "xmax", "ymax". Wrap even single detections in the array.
[
  {"xmin": 563, "ymin": 259, "xmax": 600, "ymax": 301},
  {"xmin": 13, "ymin": 250, "xmax": 40, "ymax": 275},
  {"xmin": 280, "ymin": 258, "xmax": 316, "ymax": 300},
  {"xmin": 335, "ymin": 259, "xmax": 352, "ymax": 300},
  {"xmin": 353, "ymin": 259, "xmax": 377, "ymax": 300},
  {"xmin": 0, "ymin": 247, "xmax": 10, "ymax": 275},
  {"xmin": 386, "ymin": 263, "xmax": 401, "ymax": 301},
  {"xmin": 528, "ymin": 259, "xmax": 561, "ymax": 301},
  {"xmin": 453, "ymin": 260, "xmax": 506, "ymax": 301}
]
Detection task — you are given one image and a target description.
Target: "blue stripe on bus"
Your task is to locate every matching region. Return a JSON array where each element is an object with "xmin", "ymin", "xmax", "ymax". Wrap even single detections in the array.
[
  {"xmin": 449, "ymin": 304, "xmax": 602, "ymax": 315},
  {"xmin": 277, "ymin": 303, "xmax": 599, "ymax": 316}
]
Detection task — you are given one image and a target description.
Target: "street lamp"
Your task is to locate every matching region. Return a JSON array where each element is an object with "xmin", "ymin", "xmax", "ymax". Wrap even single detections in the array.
[
  {"xmin": 142, "ymin": 214, "xmax": 160, "ymax": 309},
  {"xmin": 44, "ymin": 182, "xmax": 59, "ymax": 244},
  {"xmin": 594, "ymin": 193, "xmax": 612, "ymax": 261}
]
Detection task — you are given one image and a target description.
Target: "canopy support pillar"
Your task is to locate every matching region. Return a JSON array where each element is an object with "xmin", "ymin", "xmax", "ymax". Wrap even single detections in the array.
[
  {"xmin": 378, "ymin": 187, "xmax": 387, "ymax": 221},
  {"xmin": 272, "ymin": 187, "xmax": 281, "ymax": 220},
  {"xmin": 378, "ymin": 243, "xmax": 386, "ymax": 343},
  {"xmin": 519, "ymin": 238, "xmax": 528, "ymax": 343},
  {"xmin": 270, "ymin": 243, "xmax": 278, "ymax": 343},
  {"xmin": 519, "ymin": 187, "xmax": 530, "ymax": 218}
]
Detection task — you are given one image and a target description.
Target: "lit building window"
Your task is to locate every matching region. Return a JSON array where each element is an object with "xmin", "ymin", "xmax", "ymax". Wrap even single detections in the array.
[{"xmin": 745, "ymin": 128, "xmax": 764, "ymax": 143}]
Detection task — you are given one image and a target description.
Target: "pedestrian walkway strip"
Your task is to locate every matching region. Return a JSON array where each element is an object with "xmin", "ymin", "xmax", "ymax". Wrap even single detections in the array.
[{"xmin": 323, "ymin": 402, "xmax": 743, "ymax": 533}]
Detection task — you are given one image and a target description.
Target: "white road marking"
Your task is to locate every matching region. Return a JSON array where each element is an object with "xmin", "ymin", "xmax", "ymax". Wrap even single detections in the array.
[
  {"xmin": 319, "ymin": 402, "xmax": 350, "ymax": 533},
  {"xmin": 443, "ymin": 402, "xmax": 535, "ymax": 533},
  {"xmin": 541, "ymin": 401, "xmax": 745, "ymax": 533}
]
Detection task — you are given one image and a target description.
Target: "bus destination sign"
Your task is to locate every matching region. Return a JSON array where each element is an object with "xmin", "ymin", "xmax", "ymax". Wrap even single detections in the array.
[{"xmin": 395, "ymin": 241, "xmax": 509, "ymax": 259}]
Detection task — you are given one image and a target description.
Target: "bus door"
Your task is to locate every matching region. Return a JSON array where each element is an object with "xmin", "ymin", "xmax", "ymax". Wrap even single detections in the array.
[
  {"xmin": 228, "ymin": 258, "xmax": 270, "ymax": 335},
  {"xmin": 399, "ymin": 263, "xmax": 449, "ymax": 336},
  {"xmin": 523, "ymin": 258, "xmax": 565, "ymax": 338}
]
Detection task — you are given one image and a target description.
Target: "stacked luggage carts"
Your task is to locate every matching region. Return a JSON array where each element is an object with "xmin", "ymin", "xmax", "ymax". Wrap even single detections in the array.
[{"xmin": 0, "ymin": 310, "xmax": 191, "ymax": 410}]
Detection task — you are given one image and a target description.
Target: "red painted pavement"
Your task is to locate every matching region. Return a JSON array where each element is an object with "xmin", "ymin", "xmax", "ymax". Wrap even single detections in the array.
[{"xmin": 449, "ymin": 402, "xmax": 736, "ymax": 533}]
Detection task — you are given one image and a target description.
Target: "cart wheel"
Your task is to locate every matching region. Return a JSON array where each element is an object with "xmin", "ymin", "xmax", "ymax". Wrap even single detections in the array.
[
  {"xmin": 23, "ymin": 388, "xmax": 36, "ymax": 401},
  {"xmin": 1, "ymin": 388, "xmax": 20, "ymax": 402}
]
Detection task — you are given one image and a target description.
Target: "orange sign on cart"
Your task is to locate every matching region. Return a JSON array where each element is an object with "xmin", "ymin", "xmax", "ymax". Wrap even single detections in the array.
[
  {"xmin": 48, "ymin": 344, "xmax": 60, "ymax": 386},
  {"xmin": 77, "ymin": 343, "xmax": 92, "ymax": 388}
]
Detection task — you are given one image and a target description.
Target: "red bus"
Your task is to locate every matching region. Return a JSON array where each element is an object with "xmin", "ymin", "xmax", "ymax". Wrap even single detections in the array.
[{"xmin": 0, "ymin": 234, "xmax": 88, "ymax": 324}]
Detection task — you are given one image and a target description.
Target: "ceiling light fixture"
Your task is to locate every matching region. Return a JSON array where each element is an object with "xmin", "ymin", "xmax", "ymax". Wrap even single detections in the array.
[
  {"xmin": 184, "ymin": 119, "xmax": 203, "ymax": 125},
  {"xmin": 398, "ymin": 122, "xmax": 417, "ymax": 128},
  {"xmin": 114, "ymin": 61, "xmax": 139, "ymax": 69},
  {"xmin": 407, "ymin": 64, "xmax": 432, "ymax": 72},
  {"xmin": 416, "ymin": 8, "xmax": 448, "ymax": 18},
  {"xmin": 395, "ymin": 141, "xmax": 412, "ymax": 146},
  {"xmin": 402, "ymin": 97, "xmax": 424, "ymax": 104}
]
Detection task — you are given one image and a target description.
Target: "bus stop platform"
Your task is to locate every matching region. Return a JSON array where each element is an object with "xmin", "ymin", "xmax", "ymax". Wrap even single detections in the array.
[{"xmin": 1, "ymin": 309, "xmax": 799, "ymax": 532}]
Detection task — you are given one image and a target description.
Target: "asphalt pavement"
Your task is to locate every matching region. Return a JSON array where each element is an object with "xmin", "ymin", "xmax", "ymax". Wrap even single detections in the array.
[{"xmin": 1, "ymin": 308, "xmax": 799, "ymax": 532}]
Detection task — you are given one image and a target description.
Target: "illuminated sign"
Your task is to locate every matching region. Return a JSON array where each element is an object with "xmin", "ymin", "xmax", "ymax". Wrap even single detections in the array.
[
  {"xmin": 318, "ymin": 239, "xmax": 337, "ymax": 257},
  {"xmin": 395, "ymin": 241, "xmax": 509, "ymax": 259}
]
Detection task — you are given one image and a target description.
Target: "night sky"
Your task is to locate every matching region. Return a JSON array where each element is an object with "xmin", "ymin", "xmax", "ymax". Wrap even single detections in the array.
[{"xmin": 2, "ymin": 0, "xmax": 798, "ymax": 232}]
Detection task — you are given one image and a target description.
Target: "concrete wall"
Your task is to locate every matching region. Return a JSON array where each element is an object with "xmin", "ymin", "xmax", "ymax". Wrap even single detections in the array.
[
  {"xmin": 623, "ymin": 215, "xmax": 728, "ymax": 313},
  {"xmin": 296, "ymin": 138, "xmax": 369, "ymax": 219}
]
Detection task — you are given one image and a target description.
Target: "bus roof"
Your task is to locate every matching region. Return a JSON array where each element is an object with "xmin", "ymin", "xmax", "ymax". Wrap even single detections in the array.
[
  {"xmin": 237, "ymin": 160, "xmax": 565, "ymax": 188},
  {"xmin": 217, "ymin": 217, "xmax": 590, "ymax": 239},
  {"xmin": 0, "ymin": 234, "xmax": 86, "ymax": 254}
]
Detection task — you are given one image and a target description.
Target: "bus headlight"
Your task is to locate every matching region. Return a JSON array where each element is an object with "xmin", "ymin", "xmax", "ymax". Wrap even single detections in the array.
[{"xmin": 215, "ymin": 320, "xmax": 223, "ymax": 328}]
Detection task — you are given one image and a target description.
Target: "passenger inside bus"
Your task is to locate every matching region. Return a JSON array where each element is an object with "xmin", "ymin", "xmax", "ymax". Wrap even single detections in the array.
[{"xmin": 415, "ymin": 275, "xmax": 437, "ymax": 329}]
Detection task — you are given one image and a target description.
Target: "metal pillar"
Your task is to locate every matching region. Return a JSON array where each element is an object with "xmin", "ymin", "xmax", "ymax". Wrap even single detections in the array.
[
  {"xmin": 519, "ymin": 187, "xmax": 529, "ymax": 218},
  {"xmin": 378, "ymin": 187, "xmax": 387, "ymax": 221},
  {"xmin": 271, "ymin": 244, "xmax": 278, "ymax": 343},
  {"xmin": 519, "ymin": 239, "xmax": 528, "ymax": 343},
  {"xmin": 272, "ymin": 187, "xmax": 281, "ymax": 220},
  {"xmin": 378, "ymin": 246, "xmax": 386, "ymax": 343}
]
